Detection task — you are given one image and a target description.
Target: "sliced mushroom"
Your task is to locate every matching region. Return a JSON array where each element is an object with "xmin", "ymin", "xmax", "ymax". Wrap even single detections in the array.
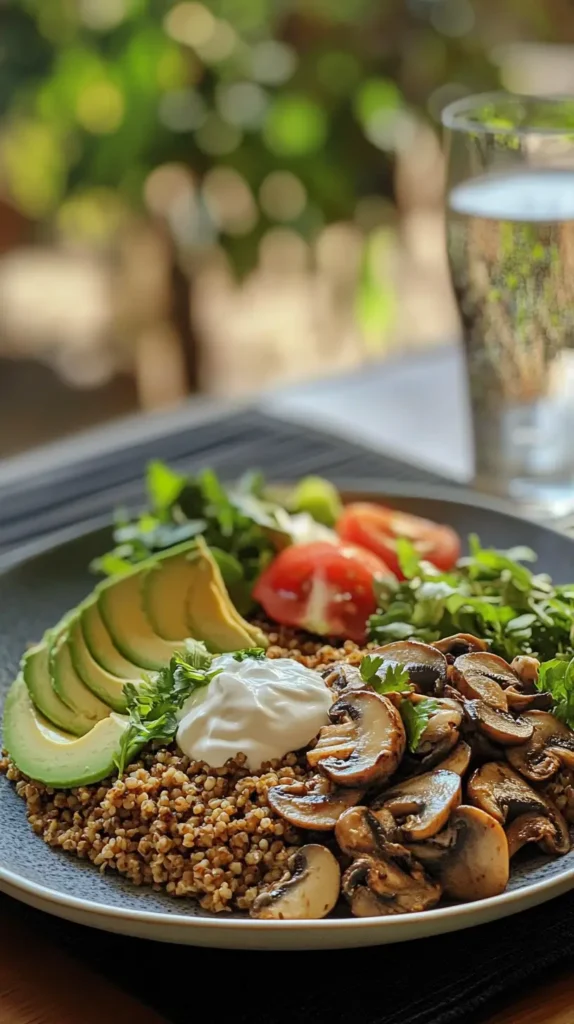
[
  {"xmin": 436, "ymin": 740, "xmax": 472, "ymax": 777},
  {"xmin": 250, "ymin": 844, "xmax": 340, "ymax": 920},
  {"xmin": 507, "ymin": 711, "xmax": 574, "ymax": 782},
  {"xmin": 505, "ymin": 813, "xmax": 557, "ymax": 859},
  {"xmin": 433, "ymin": 634, "xmax": 489, "ymax": 657},
  {"xmin": 503, "ymin": 687, "xmax": 554, "ymax": 713},
  {"xmin": 322, "ymin": 663, "xmax": 364, "ymax": 696},
  {"xmin": 463, "ymin": 699, "xmax": 534, "ymax": 746},
  {"xmin": 341, "ymin": 852, "xmax": 441, "ymax": 916},
  {"xmin": 413, "ymin": 696, "xmax": 463, "ymax": 766},
  {"xmin": 307, "ymin": 689, "xmax": 406, "ymax": 787},
  {"xmin": 372, "ymin": 769, "xmax": 462, "ymax": 841},
  {"xmin": 268, "ymin": 776, "xmax": 365, "ymax": 831},
  {"xmin": 409, "ymin": 806, "xmax": 509, "ymax": 902},
  {"xmin": 467, "ymin": 761, "xmax": 549, "ymax": 825},
  {"xmin": 452, "ymin": 652, "xmax": 518, "ymax": 711},
  {"xmin": 334, "ymin": 804, "xmax": 400, "ymax": 858},
  {"xmin": 510, "ymin": 656, "xmax": 540, "ymax": 690},
  {"xmin": 505, "ymin": 799, "xmax": 570, "ymax": 858},
  {"xmin": 370, "ymin": 640, "xmax": 448, "ymax": 695}
]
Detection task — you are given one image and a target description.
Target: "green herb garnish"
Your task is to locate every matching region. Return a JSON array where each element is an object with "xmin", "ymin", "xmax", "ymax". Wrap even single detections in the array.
[
  {"xmin": 233, "ymin": 648, "xmax": 266, "ymax": 662},
  {"xmin": 369, "ymin": 534, "xmax": 574, "ymax": 663},
  {"xmin": 360, "ymin": 655, "xmax": 411, "ymax": 694},
  {"xmin": 114, "ymin": 639, "xmax": 221, "ymax": 775},
  {"xmin": 400, "ymin": 698, "xmax": 441, "ymax": 753}
]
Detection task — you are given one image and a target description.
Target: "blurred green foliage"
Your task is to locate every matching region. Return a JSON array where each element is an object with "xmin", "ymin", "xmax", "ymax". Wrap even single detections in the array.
[{"xmin": 0, "ymin": 0, "xmax": 554, "ymax": 291}]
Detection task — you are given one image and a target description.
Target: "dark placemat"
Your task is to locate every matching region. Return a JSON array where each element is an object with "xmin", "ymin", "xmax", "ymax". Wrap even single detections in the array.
[
  {"xmin": 0, "ymin": 408, "xmax": 448, "ymax": 553},
  {"xmin": 1, "ymin": 406, "xmax": 573, "ymax": 1024},
  {"xmin": 5, "ymin": 888, "xmax": 574, "ymax": 1024}
]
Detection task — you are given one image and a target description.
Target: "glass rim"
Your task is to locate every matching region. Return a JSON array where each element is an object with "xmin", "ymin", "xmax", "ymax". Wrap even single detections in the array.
[{"xmin": 441, "ymin": 90, "xmax": 574, "ymax": 136}]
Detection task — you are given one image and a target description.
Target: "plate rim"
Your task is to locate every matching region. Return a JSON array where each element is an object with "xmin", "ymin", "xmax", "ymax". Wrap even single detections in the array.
[{"xmin": 1, "ymin": 483, "xmax": 572, "ymax": 941}]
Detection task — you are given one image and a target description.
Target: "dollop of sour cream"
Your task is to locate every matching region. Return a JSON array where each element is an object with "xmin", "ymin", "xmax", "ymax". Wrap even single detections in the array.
[{"xmin": 176, "ymin": 654, "xmax": 332, "ymax": 770}]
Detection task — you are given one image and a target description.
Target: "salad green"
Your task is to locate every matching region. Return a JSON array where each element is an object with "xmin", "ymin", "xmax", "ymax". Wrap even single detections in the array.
[
  {"xmin": 369, "ymin": 534, "xmax": 574, "ymax": 665},
  {"xmin": 91, "ymin": 461, "xmax": 337, "ymax": 614}
]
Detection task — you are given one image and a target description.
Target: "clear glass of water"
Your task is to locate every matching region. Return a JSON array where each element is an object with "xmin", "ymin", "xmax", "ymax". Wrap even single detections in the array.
[{"xmin": 442, "ymin": 92, "xmax": 574, "ymax": 517}]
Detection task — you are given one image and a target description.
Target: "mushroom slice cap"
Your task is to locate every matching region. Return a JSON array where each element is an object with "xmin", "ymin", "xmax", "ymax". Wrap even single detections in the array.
[
  {"xmin": 341, "ymin": 853, "xmax": 442, "ymax": 917},
  {"xmin": 433, "ymin": 633, "xmax": 489, "ymax": 657},
  {"xmin": 510, "ymin": 656, "xmax": 540, "ymax": 690},
  {"xmin": 267, "ymin": 777, "xmax": 365, "ymax": 831},
  {"xmin": 429, "ymin": 805, "xmax": 509, "ymax": 902},
  {"xmin": 507, "ymin": 711, "xmax": 574, "ymax": 782},
  {"xmin": 464, "ymin": 700, "xmax": 534, "ymax": 746},
  {"xmin": 452, "ymin": 652, "xmax": 517, "ymax": 711},
  {"xmin": 467, "ymin": 761, "xmax": 549, "ymax": 825},
  {"xmin": 250, "ymin": 844, "xmax": 341, "ymax": 920},
  {"xmin": 370, "ymin": 640, "xmax": 448, "ymax": 694},
  {"xmin": 322, "ymin": 663, "xmax": 364, "ymax": 697},
  {"xmin": 504, "ymin": 687, "xmax": 554, "ymax": 713},
  {"xmin": 505, "ymin": 804, "xmax": 570, "ymax": 859},
  {"xmin": 334, "ymin": 804, "xmax": 399, "ymax": 858},
  {"xmin": 307, "ymin": 689, "xmax": 406, "ymax": 787},
  {"xmin": 436, "ymin": 740, "xmax": 472, "ymax": 777},
  {"xmin": 415, "ymin": 697, "xmax": 462, "ymax": 759},
  {"xmin": 373, "ymin": 769, "xmax": 462, "ymax": 841}
]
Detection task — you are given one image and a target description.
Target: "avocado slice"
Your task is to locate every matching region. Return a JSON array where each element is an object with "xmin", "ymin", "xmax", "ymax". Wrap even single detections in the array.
[
  {"xmin": 194, "ymin": 539, "xmax": 268, "ymax": 649},
  {"xmin": 3, "ymin": 676, "xmax": 135, "ymax": 788},
  {"xmin": 81, "ymin": 600, "xmax": 142, "ymax": 679},
  {"xmin": 143, "ymin": 546, "xmax": 196, "ymax": 641},
  {"xmin": 22, "ymin": 644, "xmax": 95, "ymax": 736},
  {"xmin": 49, "ymin": 631, "xmax": 110, "ymax": 724},
  {"xmin": 186, "ymin": 553, "xmax": 254, "ymax": 652},
  {"xmin": 68, "ymin": 616, "xmax": 130, "ymax": 712},
  {"xmin": 98, "ymin": 570, "xmax": 181, "ymax": 670}
]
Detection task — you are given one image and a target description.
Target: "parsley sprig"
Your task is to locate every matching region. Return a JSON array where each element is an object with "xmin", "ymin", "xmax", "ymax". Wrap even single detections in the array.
[
  {"xmin": 359, "ymin": 655, "xmax": 437, "ymax": 751},
  {"xmin": 114, "ymin": 639, "xmax": 222, "ymax": 775},
  {"xmin": 360, "ymin": 655, "xmax": 411, "ymax": 694},
  {"xmin": 400, "ymin": 698, "xmax": 441, "ymax": 753}
]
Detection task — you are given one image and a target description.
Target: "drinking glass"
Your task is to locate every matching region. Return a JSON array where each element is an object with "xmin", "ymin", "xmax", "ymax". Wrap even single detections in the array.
[{"xmin": 442, "ymin": 92, "xmax": 574, "ymax": 517}]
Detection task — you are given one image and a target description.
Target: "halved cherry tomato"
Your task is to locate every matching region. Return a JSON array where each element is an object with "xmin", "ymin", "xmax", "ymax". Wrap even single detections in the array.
[
  {"xmin": 336, "ymin": 502, "xmax": 460, "ymax": 578},
  {"xmin": 253, "ymin": 540, "xmax": 390, "ymax": 644}
]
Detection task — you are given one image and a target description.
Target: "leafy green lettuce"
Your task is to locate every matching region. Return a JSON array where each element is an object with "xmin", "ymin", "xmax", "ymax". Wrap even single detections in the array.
[{"xmin": 369, "ymin": 534, "xmax": 574, "ymax": 663}]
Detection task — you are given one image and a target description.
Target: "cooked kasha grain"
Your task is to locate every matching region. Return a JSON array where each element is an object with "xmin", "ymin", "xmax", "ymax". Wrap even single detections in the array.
[{"xmin": 0, "ymin": 625, "xmax": 371, "ymax": 913}]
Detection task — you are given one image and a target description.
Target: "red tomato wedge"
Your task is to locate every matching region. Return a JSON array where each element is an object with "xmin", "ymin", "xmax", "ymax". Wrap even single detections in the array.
[
  {"xmin": 253, "ymin": 540, "xmax": 390, "ymax": 643},
  {"xmin": 336, "ymin": 502, "xmax": 461, "ymax": 578}
]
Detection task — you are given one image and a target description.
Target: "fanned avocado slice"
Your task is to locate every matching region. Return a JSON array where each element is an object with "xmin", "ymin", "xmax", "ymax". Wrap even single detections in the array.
[
  {"xmin": 68, "ymin": 616, "xmax": 130, "ymax": 712},
  {"xmin": 194, "ymin": 538, "xmax": 268, "ymax": 649},
  {"xmin": 4, "ymin": 676, "xmax": 135, "ymax": 788},
  {"xmin": 49, "ymin": 631, "xmax": 110, "ymax": 724},
  {"xmin": 143, "ymin": 546, "xmax": 198, "ymax": 641},
  {"xmin": 142, "ymin": 538, "xmax": 266, "ymax": 650},
  {"xmin": 22, "ymin": 644, "xmax": 95, "ymax": 736},
  {"xmin": 186, "ymin": 547, "xmax": 255, "ymax": 652},
  {"xmin": 98, "ymin": 570, "xmax": 182, "ymax": 670},
  {"xmin": 81, "ymin": 600, "xmax": 142, "ymax": 679}
]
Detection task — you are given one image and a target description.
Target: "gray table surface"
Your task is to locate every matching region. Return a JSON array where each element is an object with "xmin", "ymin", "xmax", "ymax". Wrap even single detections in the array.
[{"xmin": 0, "ymin": 343, "xmax": 470, "ymax": 488}]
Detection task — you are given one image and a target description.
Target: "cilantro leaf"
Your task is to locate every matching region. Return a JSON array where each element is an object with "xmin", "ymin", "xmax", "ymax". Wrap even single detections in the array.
[
  {"xmin": 114, "ymin": 639, "xmax": 221, "ymax": 775},
  {"xmin": 360, "ymin": 655, "xmax": 411, "ymax": 694},
  {"xmin": 233, "ymin": 648, "xmax": 266, "ymax": 661},
  {"xmin": 400, "ymin": 698, "xmax": 441, "ymax": 753}
]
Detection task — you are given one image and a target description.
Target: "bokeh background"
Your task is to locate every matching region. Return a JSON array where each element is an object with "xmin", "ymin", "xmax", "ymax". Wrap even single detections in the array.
[{"xmin": 0, "ymin": 0, "xmax": 572, "ymax": 455}]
